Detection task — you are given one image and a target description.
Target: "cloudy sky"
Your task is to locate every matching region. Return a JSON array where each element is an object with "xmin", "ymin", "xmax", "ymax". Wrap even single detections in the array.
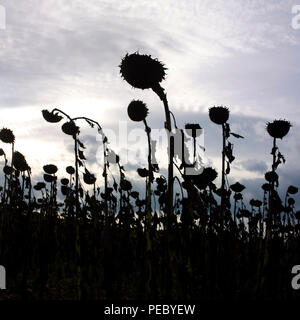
[{"xmin": 0, "ymin": 0, "xmax": 300, "ymax": 206}]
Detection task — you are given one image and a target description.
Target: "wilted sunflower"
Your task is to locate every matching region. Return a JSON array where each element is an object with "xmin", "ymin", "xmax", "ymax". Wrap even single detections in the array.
[
  {"xmin": 185, "ymin": 123, "xmax": 202, "ymax": 138},
  {"xmin": 34, "ymin": 182, "xmax": 46, "ymax": 191},
  {"xmin": 61, "ymin": 178, "xmax": 69, "ymax": 186},
  {"xmin": 192, "ymin": 167, "xmax": 218, "ymax": 189},
  {"xmin": 3, "ymin": 165, "xmax": 13, "ymax": 175},
  {"xmin": 42, "ymin": 109, "xmax": 63, "ymax": 123},
  {"xmin": 208, "ymin": 106, "xmax": 230, "ymax": 125},
  {"xmin": 43, "ymin": 164, "xmax": 58, "ymax": 175},
  {"xmin": 12, "ymin": 151, "xmax": 29, "ymax": 172},
  {"xmin": 287, "ymin": 185, "xmax": 298, "ymax": 194},
  {"xmin": 249, "ymin": 199, "xmax": 262, "ymax": 207},
  {"xmin": 127, "ymin": 100, "xmax": 149, "ymax": 122},
  {"xmin": 120, "ymin": 179, "xmax": 132, "ymax": 191},
  {"xmin": 44, "ymin": 174, "xmax": 57, "ymax": 183},
  {"xmin": 230, "ymin": 182, "xmax": 245, "ymax": 193},
  {"xmin": 265, "ymin": 171, "xmax": 278, "ymax": 183},
  {"xmin": 61, "ymin": 121, "xmax": 80, "ymax": 136},
  {"xmin": 119, "ymin": 52, "xmax": 167, "ymax": 90},
  {"xmin": 66, "ymin": 166, "xmax": 75, "ymax": 175},
  {"xmin": 83, "ymin": 172, "xmax": 96, "ymax": 185},
  {"xmin": 0, "ymin": 128, "xmax": 15, "ymax": 144},
  {"xmin": 137, "ymin": 168, "xmax": 148, "ymax": 178},
  {"xmin": 266, "ymin": 119, "xmax": 291, "ymax": 139},
  {"xmin": 261, "ymin": 183, "xmax": 271, "ymax": 192}
]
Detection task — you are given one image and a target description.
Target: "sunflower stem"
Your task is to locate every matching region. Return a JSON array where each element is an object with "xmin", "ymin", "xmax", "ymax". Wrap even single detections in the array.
[
  {"xmin": 221, "ymin": 124, "xmax": 226, "ymax": 230},
  {"xmin": 74, "ymin": 135, "xmax": 80, "ymax": 217},
  {"xmin": 143, "ymin": 119, "xmax": 152, "ymax": 228},
  {"xmin": 152, "ymin": 83, "xmax": 174, "ymax": 225}
]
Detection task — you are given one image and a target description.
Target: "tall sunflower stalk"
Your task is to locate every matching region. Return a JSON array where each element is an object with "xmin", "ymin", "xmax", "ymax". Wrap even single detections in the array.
[
  {"xmin": 266, "ymin": 119, "xmax": 291, "ymax": 228},
  {"xmin": 120, "ymin": 52, "xmax": 175, "ymax": 221}
]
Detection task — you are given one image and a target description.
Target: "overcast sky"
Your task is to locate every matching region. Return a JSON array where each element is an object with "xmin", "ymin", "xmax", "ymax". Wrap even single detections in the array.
[{"xmin": 0, "ymin": 0, "xmax": 300, "ymax": 206}]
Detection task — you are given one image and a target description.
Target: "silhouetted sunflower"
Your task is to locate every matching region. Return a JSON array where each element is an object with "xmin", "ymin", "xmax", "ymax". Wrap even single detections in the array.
[
  {"xmin": 61, "ymin": 185, "xmax": 69, "ymax": 196},
  {"xmin": 61, "ymin": 121, "xmax": 80, "ymax": 136},
  {"xmin": 43, "ymin": 164, "xmax": 58, "ymax": 175},
  {"xmin": 66, "ymin": 166, "xmax": 75, "ymax": 175},
  {"xmin": 266, "ymin": 119, "xmax": 291, "ymax": 139},
  {"xmin": 0, "ymin": 148, "xmax": 4, "ymax": 156},
  {"xmin": 119, "ymin": 52, "xmax": 167, "ymax": 89},
  {"xmin": 3, "ymin": 165, "xmax": 13, "ymax": 175},
  {"xmin": 201, "ymin": 167, "xmax": 218, "ymax": 183},
  {"xmin": 185, "ymin": 123, "xmax": 202, "ymax": 138},
  {"xmin": 265, "ymin": 171, "xmax": 278, "ymax": 183},
  {"xmin": 61, "ymin": 178, "xmax": 69, "ymax": 185},
  {"xmin": 287, "ymin": 185, "xmax": 298, "ymax": 194},
  {"xmin": 12, "ymin": 151, "xmax": 29, "ymax": 172},
  {"xmin": 137, "ymin": 168, "xmax": 148, "ymax": 178},
  {"xmin": 209, "ymin": 106, "xmax": 229, "ymax": 125},
  {"xmin": 34, "ymin": 182, "xmax": 46, "ymax": 191},
  {"xmin": 120, "ymin": 179, "xmax": 132, "ymax": 191},
  {"xmin": 127, "ymin": 100, "xmax": 149, "ymax": 122},
  {"xmin": 83, "ymin": 172, "xmax": 96, "ymax": 185},
  {"xmin": 42, "ymin": 109, "xmax": 63, "ymax": 123},
  {"xmin": 261, "ymin": 183, "xmax": 271, "ymax": 192},
  {"xmin": 250, "ymin": 199, "xmax": 262, "ymax": 207},
  {"xmin": 230, "ymin": 182, "xmax": 245, "ymax": 193},
  {"xmin": 0, "ymin": 128, "xmax": 15, "ymax": 144},
  {"xmin": 44, "ymin": 174, "xmax": 57, "ymax": 183},
  {"xmin": 192, "ymin": 167, "xmax": 218, "ymax": 189}
]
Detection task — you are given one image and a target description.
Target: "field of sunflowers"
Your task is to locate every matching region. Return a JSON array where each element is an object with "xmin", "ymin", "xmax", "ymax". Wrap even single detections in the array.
[{"xmin": 0, "ymin": 53, "xmax": 300, "ymax": 300}]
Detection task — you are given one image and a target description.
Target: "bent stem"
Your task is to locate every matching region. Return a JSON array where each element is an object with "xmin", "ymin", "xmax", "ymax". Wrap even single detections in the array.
[{"xmin": 152, "ymin": 83, "xmax": 174, "ymax": 223}]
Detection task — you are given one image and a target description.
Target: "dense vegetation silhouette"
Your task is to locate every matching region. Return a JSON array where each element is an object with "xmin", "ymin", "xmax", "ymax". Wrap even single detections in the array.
[{"xmin": 0, "ymin": 52, "xmax": 299, "ymax": 300}]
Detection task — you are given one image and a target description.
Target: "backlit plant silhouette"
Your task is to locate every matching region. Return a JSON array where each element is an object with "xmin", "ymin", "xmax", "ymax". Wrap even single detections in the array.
[{"xmin": 0, "ymin": 53, "xmax": 299, "ymax": 301}]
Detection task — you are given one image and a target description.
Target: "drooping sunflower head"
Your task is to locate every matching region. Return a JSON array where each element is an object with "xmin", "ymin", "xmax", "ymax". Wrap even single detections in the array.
[
  {"xmin": 230, "ymin": 182, "xmax": 245, "ymax": 193},
  {"xmin": 119, "ymin": 52, "xmax": 167, "ymax": 89},
  {"xmin": 83, "ymin": 172, "xmax": 97, "ymax": 185},
  {"xmin": 0, "ymin": 128, "xmax": 15, "ymax": 144},
  {"xmin": 12, "ymin": 151, "xmax": 29, "ymax": 172},
  {"xmin": 208, "ymin": 106, "xmax": 230, "ymax": 125},
  {"xmin": 42, "ymin": 109, "xmax": 63, "ymax": 123},
  {"xmin": 61, "ymin": 121, "xmax": 80, "ymax": 136},
  {"xmin": 43, "ymin": 164, "xmax": 58, "ymax": 175},
  {"xmin": 66, "ymin": 166, "xmax": 75, "ymax": 175},
  {"xmin": 265, "ymin": 171, "xmax": 278, "ymax": 183},
  {"xmin": 266, "ymin": 119, "xmax": 291, "ymax": 139},
  {"xmin": 127, "ymin": 100, "xmax": 149, "ymax": 122}
]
